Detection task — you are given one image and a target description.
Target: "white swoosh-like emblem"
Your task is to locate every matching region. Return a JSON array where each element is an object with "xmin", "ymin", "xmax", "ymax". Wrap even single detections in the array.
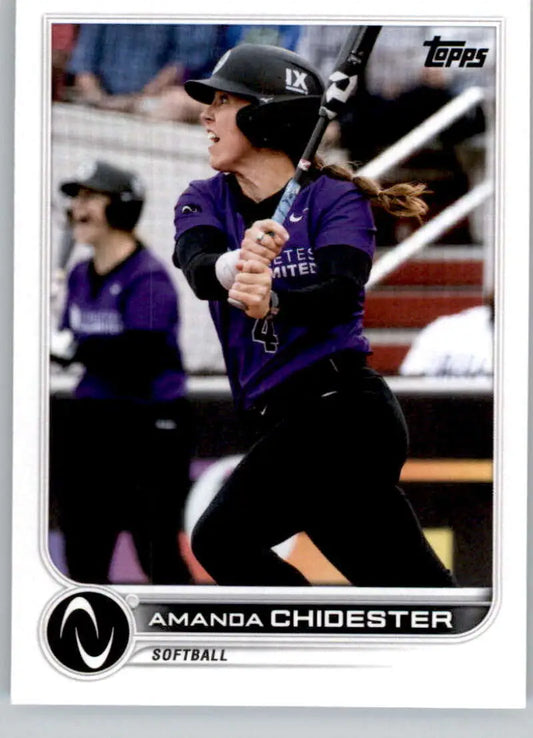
[
  {"xmin": 75, "ymin": 627, "xmax": 115, "ymax": 670},
  {"xmin": 60, "ymin": 596, "xmax": 115, "ymax": 670},
  {"xmin": 289, "ymin": 208, "xmax": 308, "ymax": 223}
]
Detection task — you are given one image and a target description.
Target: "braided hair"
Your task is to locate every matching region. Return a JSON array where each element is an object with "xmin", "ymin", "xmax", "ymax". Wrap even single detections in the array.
[{"xmin": 313, "ymin": 156, "xmax": 429, "ymax": 222}]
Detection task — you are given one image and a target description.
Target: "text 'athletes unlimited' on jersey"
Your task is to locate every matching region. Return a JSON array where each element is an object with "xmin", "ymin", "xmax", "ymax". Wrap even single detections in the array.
[{"xmin": 174, "ymin": 173, "xmax": 376, "ymax": 409}]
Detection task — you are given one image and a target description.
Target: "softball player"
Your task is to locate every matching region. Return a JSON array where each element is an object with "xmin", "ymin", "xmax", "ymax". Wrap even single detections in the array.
[
  {"xmin": 173, "ymin": 44, "xmax": 455, "ymax": 587},
  {"xmin": 52, "ymin": 160, "xmax": 193, "ymax": 584}
]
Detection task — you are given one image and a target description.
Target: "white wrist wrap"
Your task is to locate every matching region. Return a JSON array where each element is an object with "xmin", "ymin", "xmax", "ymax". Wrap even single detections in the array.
[{"xmin": 215, "ymin": 250, "xmax": 240, "ymax": 289}]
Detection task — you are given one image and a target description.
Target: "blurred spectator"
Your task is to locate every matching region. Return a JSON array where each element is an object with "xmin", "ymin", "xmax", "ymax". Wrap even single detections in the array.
[
  {"xmin": 296, "ymin": 24, "xmax": 348, "ymax": 80},
  {"xmin": 335, "ymin": 75, "xmax": 394, "ymax": 164},
  {"xmin": 296, "ymin": 28, "xmax": 394, "ymax": 159},
  {"xmin": 66, "ymin": 23, "xmax": 302, "ymax": 123},
  {"xmin": 297, "ymin": 27, "xmax": 487, "ymax": 246},
  {"xmin": 337, "ymin": 67, "xmax": 486, "ymax": 245},
  {"xmin": 389, "ymin": 67, "xmax": 485, "ymax": 243},
  {"xmin": 220, "ymin": 24, "xmax": 301, "ymax": 52},
  {"xmin": 51, "ymin": 23, "xmax": 78, "ymax": 102},
  {"xmin": 68, "ymin": 23, "xmax": 218, "ymax": 121},
  {"xmin": 393, "ymin": 68, "xmax": 485, "ymax": 142},
  {"xmin": 399, "ymin": 298, "xmax": 493, "ymax": 377}
]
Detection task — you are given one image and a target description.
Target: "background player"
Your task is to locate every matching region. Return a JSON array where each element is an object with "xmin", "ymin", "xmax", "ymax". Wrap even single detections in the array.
[
  {"xmin": 173, "ymin": 44, "xmax": 456, "ymax": 587},
  {"xmin": 51, "ymin": 160, "xmax": 193, "ymax": 584}
]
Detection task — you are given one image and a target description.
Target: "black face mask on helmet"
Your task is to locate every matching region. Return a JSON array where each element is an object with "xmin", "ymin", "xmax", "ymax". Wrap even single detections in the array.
[{"xmin": 185, "ymin": 44, "xmax": 325, "ymax": 163}]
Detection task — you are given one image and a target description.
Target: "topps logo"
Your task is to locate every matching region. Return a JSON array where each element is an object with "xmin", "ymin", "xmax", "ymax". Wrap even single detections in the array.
[{"xmin": 423, "ymin": 35, "xmax": 489, "ymax": 68}]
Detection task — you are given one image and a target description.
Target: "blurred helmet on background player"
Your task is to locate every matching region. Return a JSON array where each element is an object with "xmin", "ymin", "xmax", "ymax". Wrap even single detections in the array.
[
  {"xmin": 185, "ymin": 44, "xmax": 324, "ymax": 162},
  {"xmin": 60, "ymin": 160, "xmax": 145, "ymax": 232}
]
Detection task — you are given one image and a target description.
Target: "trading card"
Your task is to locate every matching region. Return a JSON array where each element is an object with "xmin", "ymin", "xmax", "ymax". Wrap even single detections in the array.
[{"xmin": 11, "ymin": 0, "xmax": 529, "ymax": 707}]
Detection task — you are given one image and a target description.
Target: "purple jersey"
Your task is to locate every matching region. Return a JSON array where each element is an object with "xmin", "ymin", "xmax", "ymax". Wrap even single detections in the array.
[
  {"xmin": 174, "ymin": 172, "xmax": 375, "ymax": 409},
  {"xmin": 62, "ymin": 246, "xmax": 186, "ymax": 401}
]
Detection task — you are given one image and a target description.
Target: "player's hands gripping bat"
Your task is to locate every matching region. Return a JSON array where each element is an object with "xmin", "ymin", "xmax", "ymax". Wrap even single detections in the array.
[
  {"xmin": 240, "ymin": 220, "xmax": 289, "ymax": 265},
  {"xmin": 228, "ymin": 259, "xmax": 274, "ymax": 320}
]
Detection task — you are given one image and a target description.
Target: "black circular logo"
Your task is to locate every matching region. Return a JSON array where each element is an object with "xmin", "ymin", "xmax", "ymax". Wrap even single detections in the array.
[{"xmin": 43, "ymin": 589, "xmax": 133, "ymax": 677}]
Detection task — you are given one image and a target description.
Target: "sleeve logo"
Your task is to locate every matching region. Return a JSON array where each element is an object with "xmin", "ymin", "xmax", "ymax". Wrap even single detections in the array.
[{"xmin": 181, "ymin": 204, "xmax": 202, "ymax": 214}]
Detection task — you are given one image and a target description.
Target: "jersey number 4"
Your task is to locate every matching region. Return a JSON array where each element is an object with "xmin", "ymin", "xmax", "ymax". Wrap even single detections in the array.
[{"xmin": 252, "ymin": 317, "xmax": 279, "ymax": 354}]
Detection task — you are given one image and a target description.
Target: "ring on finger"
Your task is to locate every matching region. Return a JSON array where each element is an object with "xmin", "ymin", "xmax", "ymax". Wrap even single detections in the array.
[{"xmin": 255, "ymin": 232, "xmax": 266, "ymax": 244}]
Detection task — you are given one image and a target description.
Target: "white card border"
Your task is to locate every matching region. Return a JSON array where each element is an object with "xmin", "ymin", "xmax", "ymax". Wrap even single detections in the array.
[{"xmin": 11, "ymin": 0, "xmax": 530, "ymax": 707}]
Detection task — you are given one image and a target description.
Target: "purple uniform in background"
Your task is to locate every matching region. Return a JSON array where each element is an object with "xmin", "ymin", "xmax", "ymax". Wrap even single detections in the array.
[
  {"xmin": 62, "ymin": 245, "xmax": 186, "ymax": 401},
  {"xmin": 174, "ymin": 173, "xmax": 375, "ymax": 409}
]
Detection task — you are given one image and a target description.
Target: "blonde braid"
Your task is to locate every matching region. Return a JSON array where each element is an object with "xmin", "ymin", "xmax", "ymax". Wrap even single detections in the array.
[
  {"xmin": 312, "ymin": 156, "xmax": 430, "ymax": 222},
  {"xmin": 354, "ymin": 176, "xmax": 429, "ymax": 222}
]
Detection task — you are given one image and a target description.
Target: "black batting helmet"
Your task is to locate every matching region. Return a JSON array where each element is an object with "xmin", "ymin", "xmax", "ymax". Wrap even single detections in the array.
[
  {"xmin": 185, "ymin": 44, "xmax": 325, "ymax": 161},
  {"xmin": 60, "ymin": 160, "xmax": 145, "ymax": 232}
]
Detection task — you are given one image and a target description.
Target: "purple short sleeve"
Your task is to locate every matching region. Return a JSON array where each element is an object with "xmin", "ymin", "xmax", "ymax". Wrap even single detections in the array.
[
  {"xmin": 312, "ymin": 181, "xmax": 376, "ymax": 257},
  {"xmin": 174, "ymin": 180, "xmax": 225, "ymax": 240}
]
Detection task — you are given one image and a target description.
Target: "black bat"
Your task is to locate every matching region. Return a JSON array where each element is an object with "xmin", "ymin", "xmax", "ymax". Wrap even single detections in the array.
[{"xmin": 229, "ymin": 25, "xmax": 382, "ymax": 310}]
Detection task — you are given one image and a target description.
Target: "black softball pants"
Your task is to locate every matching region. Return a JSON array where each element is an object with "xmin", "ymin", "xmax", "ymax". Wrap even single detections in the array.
[
  {"xmin": 191, "ymin": 360, "xmax": 455, "ymax": 587},
  {"xmin": 51, "ymin": 397, "xmax": 194, "ymax": 584}
]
